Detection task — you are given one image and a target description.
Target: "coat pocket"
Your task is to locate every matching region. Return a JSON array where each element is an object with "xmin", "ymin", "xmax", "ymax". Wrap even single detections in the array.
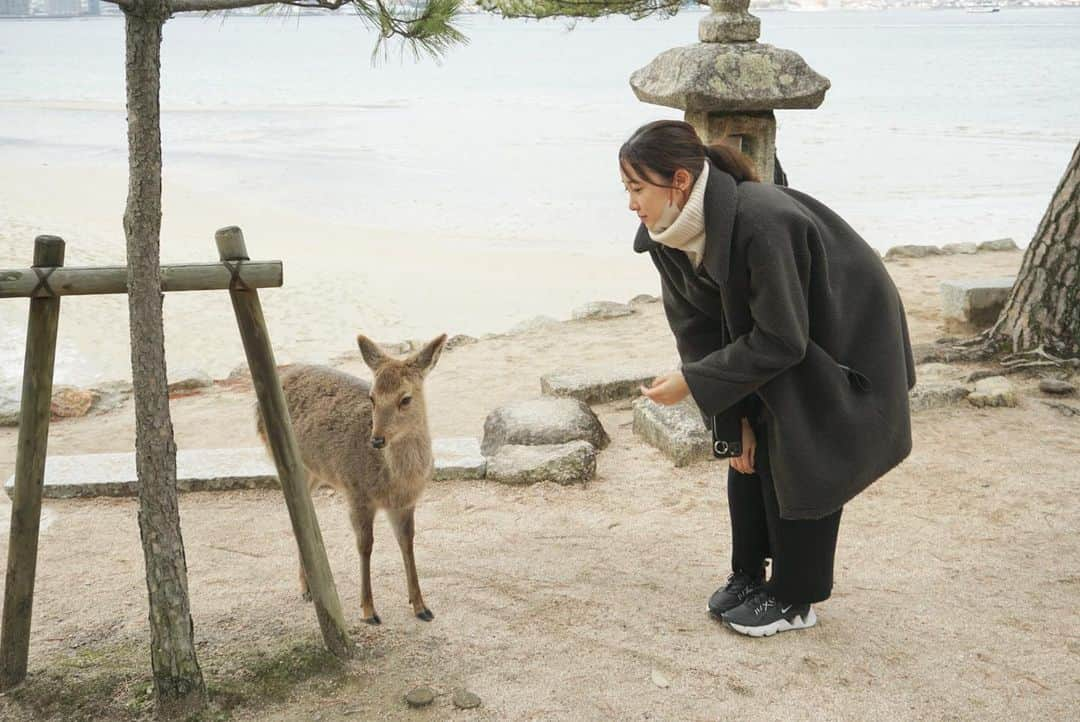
[{"xmin": 836, "ymin": 363, "xmax": 872, "ymax": 392}]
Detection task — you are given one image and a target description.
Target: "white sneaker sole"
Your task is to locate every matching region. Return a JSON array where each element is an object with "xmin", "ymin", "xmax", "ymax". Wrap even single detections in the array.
[{"xmin": 725, "ymin": 607, "xmax": 817, "ymax": 637}]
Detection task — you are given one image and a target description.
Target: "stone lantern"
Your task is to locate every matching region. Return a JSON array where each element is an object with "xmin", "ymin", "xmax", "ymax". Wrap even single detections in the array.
[{"xmin": 630, "ymin": 0, "xmax": 830, "ymax": 184}]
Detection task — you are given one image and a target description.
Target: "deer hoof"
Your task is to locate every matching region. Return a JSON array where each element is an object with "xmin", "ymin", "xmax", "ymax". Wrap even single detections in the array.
[
  {"xmin": 416, "ymin": 608, "xmax": 435, "ymax": 622},
  {"xmin": 363, "ymin": 614, "xmax": 382, "ymax": 626}
]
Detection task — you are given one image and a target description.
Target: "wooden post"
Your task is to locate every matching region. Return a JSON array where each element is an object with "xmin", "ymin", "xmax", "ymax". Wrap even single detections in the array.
[
  {"xmin": 215, "ymin": 226, "xmax": 352, "ymax": 659},
  {"xmin": 0, "ymin": 236, "xmax": 65, "ymax": 689}
]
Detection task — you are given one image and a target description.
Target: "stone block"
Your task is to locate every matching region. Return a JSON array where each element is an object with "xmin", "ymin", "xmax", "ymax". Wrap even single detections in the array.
[
  {"xmin": 940, "ymin": 277, "xmax": 1015, "ymax": 327},
  {"xmin": 632, "ymin": 397, "xmax": 711, "ymax": 467}
]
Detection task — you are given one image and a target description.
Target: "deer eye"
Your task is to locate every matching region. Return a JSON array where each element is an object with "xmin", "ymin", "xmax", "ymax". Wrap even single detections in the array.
[{"xmin": 400, "ymin": 396, "xmax": 412, "ymax": 408}]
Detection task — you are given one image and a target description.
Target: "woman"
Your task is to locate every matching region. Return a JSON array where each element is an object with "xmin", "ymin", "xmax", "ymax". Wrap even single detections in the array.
[{"xmin": 623, "ymin": 120, "xmax": 917, "ymax": 637}]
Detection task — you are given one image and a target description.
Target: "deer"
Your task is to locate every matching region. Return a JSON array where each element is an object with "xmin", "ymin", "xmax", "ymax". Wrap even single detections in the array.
[{"xmin": 256, "ymin": 333, "xmax": 447, "ymax": 625}]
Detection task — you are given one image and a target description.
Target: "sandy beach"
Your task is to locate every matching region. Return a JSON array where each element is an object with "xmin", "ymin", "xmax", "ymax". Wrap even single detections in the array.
[{"xmin": 0, "ymin": 247, "xmax": 1077, "ymax": 721}]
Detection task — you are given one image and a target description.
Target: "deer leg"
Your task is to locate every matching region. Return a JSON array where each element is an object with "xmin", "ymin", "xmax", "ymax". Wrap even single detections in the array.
[
  {"xmin": 350, "ymin": 504, "xmax": 379, "ymax": 625},
  {"xmin": 387, "ymin": 506, "xmax": 433, "ymax": 621}
]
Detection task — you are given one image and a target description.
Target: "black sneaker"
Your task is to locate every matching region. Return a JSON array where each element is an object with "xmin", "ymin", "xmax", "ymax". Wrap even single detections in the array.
[
  {"xmin": 720, "ymin": 590, "xmax": 817, "ymax": 637},
  {"xmin": 707, "ymin": 570, "xmax": 765, "ymax": 618}
]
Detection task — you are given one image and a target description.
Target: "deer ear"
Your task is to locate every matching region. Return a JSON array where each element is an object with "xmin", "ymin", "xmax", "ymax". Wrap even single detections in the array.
[
  {"xmin": 410, "ymin": 333, "xmax": 447, "ymax": 376},
  {"xmin": 356, "ymin": 334, "xmax": 388, "ymax": 371}
]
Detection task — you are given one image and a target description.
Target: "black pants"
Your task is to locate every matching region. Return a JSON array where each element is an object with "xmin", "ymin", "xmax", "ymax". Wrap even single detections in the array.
[{"xmin": 728, "ymin": 418, "xmax": 842, "ymax": 604}]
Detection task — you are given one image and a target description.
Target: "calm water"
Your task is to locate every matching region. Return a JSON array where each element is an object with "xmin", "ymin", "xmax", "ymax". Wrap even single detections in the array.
[{"xmin": 0, "ymin": 8, "xmax": 1078, "ymax": 386}]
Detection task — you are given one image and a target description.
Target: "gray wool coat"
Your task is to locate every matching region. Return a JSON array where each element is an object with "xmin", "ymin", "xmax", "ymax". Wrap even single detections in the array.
[{"xmin": 636, "ymin": 162, "xmax": 917, "ymax": 520}]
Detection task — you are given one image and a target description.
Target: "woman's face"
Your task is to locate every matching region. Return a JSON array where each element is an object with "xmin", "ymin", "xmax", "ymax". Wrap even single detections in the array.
[{"xmin": 620, "ymin": 162, "xmax": 692, "ymax": 231}]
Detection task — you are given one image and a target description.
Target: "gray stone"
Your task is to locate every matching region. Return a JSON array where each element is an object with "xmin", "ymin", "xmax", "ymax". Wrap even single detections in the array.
[
  {"xmin": 1039, "ymin": 379, "xmax": 1076, "ymax": 396},
  {"xmin": 404, "ymin": 687, "xmax": 435, "ymax": 709},
  {"xmin": 540, "ymin": 369, "xmax": 659, "ymax": 405},
  {"xmin": 0, "ymin": 383, "xmax": 20, "ymax": 427},
  {"xmin": 375, "ymin": 340, "xmax": 413, "ymax": 356},
  {"xmin": 485, "ymin": 441, "xmax": 597, "ymax": 486},
  {"xmin": 629, "ymin": 294, "xmax": 660, "ymax": 306},
  {"xmin": 508, "ymin": 315, "xmax": 560, "ymax": 335},
  {"xmin": 909, "ymin": 382, "xmax": 971, "ymax": 412},
  {"xmin": 968, "ymin": 376, "xmax": 1018, "ymax": 408},
  {"xmin": 445, "ymin": 334, "xmax": 478, "ymax": 351},
  {"xmin": 942, "ymin": 242, "xmax": 978, "ymax": 255},
  {"xmin": 482, "ymin": 398, "xmax": 609, "ymax": 456},
  {"xmin": 167, "ymin": 368, "xmax": 214, "ymax": 393},
  {"xmin": 698, "ymin": 0, "xmax": 761, "ymax": 43},
  {"xmin": 432, "ymin": 438, "xmax": 486, "ymax": 481},
  {"xmin": 571, "ymin": 301, "xmax": 636, "ymax": 321},
  {"xmin": 452, "ymin": 689, "xmax": 482, "ymax": 710},
  {"xmin": 632, "ymin": 397, "xmax": 711, "ymax": 467},
  {"xmin": 977, "ymin": 238, "xmax": 1019, "ymax": 252},
  {"xmin": 630, "ymin": 42, "xmax": 830, "ymax": 113},
  {"xmin": 227, "ymin": 364, "xmax": 252, "ymax": 381},
  {"xmin": 884, "ymin": 244, "xmax": 944, "ymax": 260},
  {"xmin": 940, "ymin": 277, "xmax": 1015, "ymax": 327}
]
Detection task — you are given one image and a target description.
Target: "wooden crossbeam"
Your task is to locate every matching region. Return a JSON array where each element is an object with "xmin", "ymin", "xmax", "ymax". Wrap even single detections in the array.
[{"xmin": 0, "ymin": 260, "xmax": 282, "ymax": 299}]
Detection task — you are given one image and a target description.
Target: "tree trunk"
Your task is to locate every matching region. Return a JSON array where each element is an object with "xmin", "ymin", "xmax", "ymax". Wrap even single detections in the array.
[
  {"xmin": 123, "ymin": 2, "xmax": 207, "ymax": 717},
  {"xmin": 987, "ymin": 141, "xmax": 1080, "ymax": 357}
]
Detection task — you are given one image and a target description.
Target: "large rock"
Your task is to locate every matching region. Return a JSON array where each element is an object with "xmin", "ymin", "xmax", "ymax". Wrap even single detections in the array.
[
  {"xmin": 632, "ymin": 397, "xmax": 711, "ymax": 467},
  {"xmin": 508, "ymin": 315, "xmax": 560, "ymax": 335},
  {"xmin": 482, "ymin": 398, "xmax": 609, "ymax": 456},
  {"xmin": 909, "ymin": 382, "xmax": 971, "ymax": 412},
  {"xmin": 940, "ymin": 277, "xmax": 1015, "ymax": 328},
  {"xmin": 908, "ymin": 363, "xmax": 971, "ymax": 411},
  {"xmin": 432, "ymin": 438, "xmax": 487, "ymax": 481},
  {"xmin": 884, "ymin": 244, "xmax": 944, "ymax": 260},
  {"xmin": 1039, "ymin": 378, "xmax": 1076, "ymax": 396},
  {"xmin": 0, "ymin": 381, "xmax": 20, "ymax": 427},
  {"xmin": 50, "ymin": 386, "xmax": 99, "ymax": 419},
  {"xmin": 445, "ymin": 334, "xmax": 478, "ymax": 351},
  {"xmin": 977, "ymin": 238, "xmax": 1019, "ymax": 252},
  {"xmin": 485, "ymin": 441, "xmax": 597, "ymax": 486},
  {"xmin": 942, "ymin": 242, "xmax": 978, "ymax": 255},
  {"xmin": 540, "ymin": 369, "xmax": 659, "ymax": 405},
  {"xmin": 167, "ymin": 368, "xmax": 214, "ymax": 393},
  {"xmin": 571, "ymin": 301, "xmax": 636, "ymax": 321},
  {"xmin": 968, "ymin": 376, "xmax": 1018, "ymax": 408},
  {"xmin": 630, "ymin": 42, "xmax": 830, "ymax": 113}
]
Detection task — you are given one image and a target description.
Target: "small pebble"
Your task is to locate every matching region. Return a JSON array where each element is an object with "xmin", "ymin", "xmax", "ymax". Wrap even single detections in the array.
[
  {"xmin": 452, "ymin": 688, "xmax": 482, "ymax": 710},
  {"xmin": 650, "ymin": 669, "xmax": 670, "ymax": 689},
  {"xmin": 1039, "ymin": 378, "xmax": 1076, "ymax": 396},
  {"xmin": 405, "ymin": 686, "xmax": 435, "ymax": 708}
]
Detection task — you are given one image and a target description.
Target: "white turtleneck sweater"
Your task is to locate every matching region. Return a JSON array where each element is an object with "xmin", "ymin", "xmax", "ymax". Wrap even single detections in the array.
[{"xmin": 648, "ymin": 160, "xmax": 709, "ymax": 269}]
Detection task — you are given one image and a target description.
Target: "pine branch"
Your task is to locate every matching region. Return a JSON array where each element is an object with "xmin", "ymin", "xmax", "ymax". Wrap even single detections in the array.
[
  {"xmin": 475, "ymin": 0, "xmax": 684, "ymax": 20},
  {"xmin": 169, "ymin": 0, "xmax": 468, "ymax": 63}
]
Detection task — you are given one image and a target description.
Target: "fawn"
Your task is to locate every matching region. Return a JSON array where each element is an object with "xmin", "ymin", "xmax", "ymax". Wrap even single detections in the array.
[{"xmin": 256, "ymin": 333, "xmax": 447, "ymax": 624}]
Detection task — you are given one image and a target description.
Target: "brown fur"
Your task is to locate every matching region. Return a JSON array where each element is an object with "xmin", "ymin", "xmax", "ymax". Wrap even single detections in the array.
[{"xmin": 255, "ymin": 333, "xmax": 447, "ymax": 624}]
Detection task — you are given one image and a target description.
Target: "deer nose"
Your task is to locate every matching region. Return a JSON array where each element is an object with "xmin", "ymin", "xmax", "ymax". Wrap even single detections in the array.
[{"xmin": 371, "ymin": 436, "xmax": 386, "ymax": 449}]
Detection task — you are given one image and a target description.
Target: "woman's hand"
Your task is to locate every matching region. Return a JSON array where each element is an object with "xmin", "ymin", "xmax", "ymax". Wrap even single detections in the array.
[
  {"xmin": 640, "ymin": 371, "xmax": 690, "ymax": 406},
  {"xmin": 729, "ymin": 418, "xmax": 757, "ymax": 475}
]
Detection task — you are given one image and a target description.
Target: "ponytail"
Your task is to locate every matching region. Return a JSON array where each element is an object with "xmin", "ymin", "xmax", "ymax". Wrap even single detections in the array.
[
  {"xmin": 704, "ymin": 142, "xmax": 760, "ymax": 183},
  {"xmin": 619, "ymin": 119, "xmax": 760, "ymax": 188}
]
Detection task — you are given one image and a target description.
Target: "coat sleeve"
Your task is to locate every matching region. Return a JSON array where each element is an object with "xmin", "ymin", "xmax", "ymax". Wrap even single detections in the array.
[
  {"xmin": 680, "ymin": 224, "xmax": 812, "ymax": 419},
  {"xmin": 655, "ymin": 253, "xmax": 753, "ymax": 427}
]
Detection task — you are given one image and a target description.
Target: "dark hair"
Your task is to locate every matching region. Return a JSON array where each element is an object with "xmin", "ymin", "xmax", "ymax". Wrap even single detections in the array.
[{"xmin": 618, "ymin": 119, "xmax": 760, "ymax": 189}]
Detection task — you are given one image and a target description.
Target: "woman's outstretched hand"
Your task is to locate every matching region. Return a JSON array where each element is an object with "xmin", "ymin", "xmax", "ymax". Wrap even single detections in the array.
[
  {"xmin": 729, "ymin": 417, "xmax": 757, "ymax": 475},
  {"xmin": 640, "ymin": 371, "xmax": 690, "ymax": 406}
]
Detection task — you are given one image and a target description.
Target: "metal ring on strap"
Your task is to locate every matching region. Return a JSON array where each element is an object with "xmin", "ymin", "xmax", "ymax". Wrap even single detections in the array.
[
  {"xmin": 30, "ymin": 267, "xmax": 57, "ymax": 298},
  {"xmin": 222, "ymin": 260, "xmax": 250, "ymax": 292}
]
